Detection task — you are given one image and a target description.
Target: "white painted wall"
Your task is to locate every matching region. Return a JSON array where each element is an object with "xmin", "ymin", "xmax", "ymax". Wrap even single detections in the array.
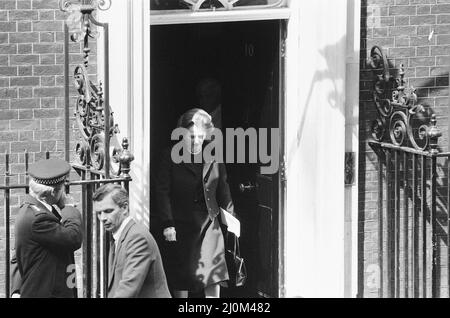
[
  {"xmin": 97, "ymin": 0, "xmax": 129, "ymax": 140},
  {"xmin": 284, "ymin": 0, "xmax": 350, "ymax": 297},
  {"xmin": 97, "ymin": 0, "xmax": 151, "ymax": 227},
  {"xmin": 344, "ymin": 0, "xmax": 360, "ymax": 298}
]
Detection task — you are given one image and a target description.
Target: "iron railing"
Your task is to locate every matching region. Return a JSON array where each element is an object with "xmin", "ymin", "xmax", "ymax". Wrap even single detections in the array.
[
  {"xmin": 0, "ymin": 0, "xmax": 133, "ymax": 298},
  {"xmin": 1, "ymin": 148, "xmax": 132, "ymax": 298},
  {"xmin": 61, "ymin": 0, "xmax": 135, "ymax": 298},
  {"xmin": 369, "ymin": 142, "xmax": 450, "ymax": 298},
  {"xmin": 368, "ymin": 46, "xmax": 448, "ymax": 298}
]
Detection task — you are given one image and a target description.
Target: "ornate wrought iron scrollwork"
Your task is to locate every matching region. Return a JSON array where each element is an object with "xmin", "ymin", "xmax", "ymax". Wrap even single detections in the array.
[
  {"xmin": 75, "ymin": 140, "xmax": 89, "ymax": 166},
  {"xmin": 182, "ymin": 0, "xmax": 241, "ymax": 11},
  {"xmin": 59, "ymin": 0, "xmax": 111, "ymax": 12},
  {"xmin": 368, "ymin": 45, "xmax": 442, "ymax": 153},
  {"xmin": 60, "ymin": 0, "xmax": 111, "ymax": 42},
  {"xmin": 61, "ymin": 0, "xmax": 134, "ymax": 176}
]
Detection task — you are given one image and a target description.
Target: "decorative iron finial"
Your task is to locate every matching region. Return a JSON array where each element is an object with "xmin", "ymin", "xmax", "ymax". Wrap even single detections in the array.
[
  {"xmin": 428, "ymin": 114, "xmax": 442, "ymax": 155},
  {"xmin": 119, "ymin": 138, "xmax": 134, "ymax": 179}
]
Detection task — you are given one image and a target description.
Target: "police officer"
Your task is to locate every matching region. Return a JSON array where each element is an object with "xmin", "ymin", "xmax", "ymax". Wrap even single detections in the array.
[{"xmin": 11, "ymin": 159, "xmax": 83, "ymax": 298}]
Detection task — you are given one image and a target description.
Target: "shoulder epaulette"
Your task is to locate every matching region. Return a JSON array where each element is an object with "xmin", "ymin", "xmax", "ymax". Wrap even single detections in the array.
[{"xmin": 22, "ymin": 203, "xmax": 44, "ymax": 215}]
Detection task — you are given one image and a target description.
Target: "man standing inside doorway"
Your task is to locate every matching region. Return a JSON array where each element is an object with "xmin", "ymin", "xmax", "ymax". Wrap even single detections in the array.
[
  {"xmin": 93, "ymin": 184, "xmax": 171, "ymax": 298},
  {"xmin": 196, "ymin": 77, "xmax": 223, "ymax": 130}
]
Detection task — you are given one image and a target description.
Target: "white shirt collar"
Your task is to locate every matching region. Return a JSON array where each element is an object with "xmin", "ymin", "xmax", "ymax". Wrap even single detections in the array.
[
  {"xmin": 36, "ymin": 198, "xmax": 52, "ymax": 212},
  {"xmin": 112, "ymin": 216, "xmax": 133, "ymax": 248}
]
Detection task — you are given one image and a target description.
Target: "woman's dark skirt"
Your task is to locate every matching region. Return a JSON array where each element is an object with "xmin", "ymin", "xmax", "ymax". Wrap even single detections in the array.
[{"xmin": 161, "ymin": 211, "xmax": 229, "ymax": 292}]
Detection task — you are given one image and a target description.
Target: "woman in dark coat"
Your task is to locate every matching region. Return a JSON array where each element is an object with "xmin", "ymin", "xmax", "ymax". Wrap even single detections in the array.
[{"xmin": 155, "ymin": 108, "xmax": 234, "ymax": 298}]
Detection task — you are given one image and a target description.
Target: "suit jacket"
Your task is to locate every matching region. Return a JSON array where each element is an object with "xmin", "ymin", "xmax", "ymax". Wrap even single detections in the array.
[
  {"xmin": 108, "ymin": 219, "xmax": 171, "ymax": 298},
  {"xmin": 155, "ymin": 148, "xmax": 234, "ymax": 230},
  {"xmin": 13, "ymin": 195, "xmax": 83, "ymax": 298}
]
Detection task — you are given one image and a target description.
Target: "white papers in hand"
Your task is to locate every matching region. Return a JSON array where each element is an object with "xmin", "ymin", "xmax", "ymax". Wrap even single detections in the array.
[{"xmin": 220, "ymin": 208, "xmax": 240, "ymax": 238}]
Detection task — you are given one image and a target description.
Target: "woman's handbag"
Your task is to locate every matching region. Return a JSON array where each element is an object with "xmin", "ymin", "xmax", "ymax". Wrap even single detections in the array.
[
  {"xmin": 224, "ymin": 230, "xmax": 247, "ymax": 287},
  {"xmin": 219, "ymin": 209, "xmax": 247, "ymax": 288}
]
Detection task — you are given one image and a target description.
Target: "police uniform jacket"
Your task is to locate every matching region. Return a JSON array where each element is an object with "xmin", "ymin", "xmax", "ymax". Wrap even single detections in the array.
[{"xmin": 12, "ymin": 195, "xmax": 83, "ymax": 298}]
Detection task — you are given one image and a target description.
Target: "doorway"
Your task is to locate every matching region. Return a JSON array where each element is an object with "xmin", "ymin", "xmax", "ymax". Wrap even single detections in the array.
[{"xmin": 149, "ymin": 20, "xmax": 283, "ymax": 298}]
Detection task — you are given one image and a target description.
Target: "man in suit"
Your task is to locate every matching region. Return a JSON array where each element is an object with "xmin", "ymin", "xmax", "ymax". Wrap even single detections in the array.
[
  {"xmin": 12, "ymin": 159, "xmax": 83, "ymax": 298},
  {"xmin": 93, "ymin": 184, "xmax": 171, "ymax": 298},
  {"xmin": 196, "ymin": 77, "xmax": 223, "ymax": 130}
]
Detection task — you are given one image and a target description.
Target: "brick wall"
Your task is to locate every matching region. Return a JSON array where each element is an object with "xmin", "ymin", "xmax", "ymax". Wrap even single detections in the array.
[
  {"xmin": 360, "ymin": 0, "xmax": 450, "ymax": 298},
  {"xmin": 0, "ymin": 0, "xmax": 95, "ymax": 297}
]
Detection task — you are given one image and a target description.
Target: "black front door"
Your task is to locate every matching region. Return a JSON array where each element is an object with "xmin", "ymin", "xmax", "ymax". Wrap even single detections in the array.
[
  {"xmin": 219, "ymin": 20, "xmax": 282, "ymax": 298},
  {"xmin": 150, "ymin": 20, "xmax": 284, "ymax": 298}
]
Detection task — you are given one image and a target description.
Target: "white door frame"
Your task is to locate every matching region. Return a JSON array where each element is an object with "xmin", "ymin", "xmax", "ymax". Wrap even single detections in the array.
[
  {"xmin": 98, "ymin": 0, "xmax": 361, "ymax": 298},
  {"xmin": 150, "ymin": 6, "xmax": 291, "ymax": 299}
]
